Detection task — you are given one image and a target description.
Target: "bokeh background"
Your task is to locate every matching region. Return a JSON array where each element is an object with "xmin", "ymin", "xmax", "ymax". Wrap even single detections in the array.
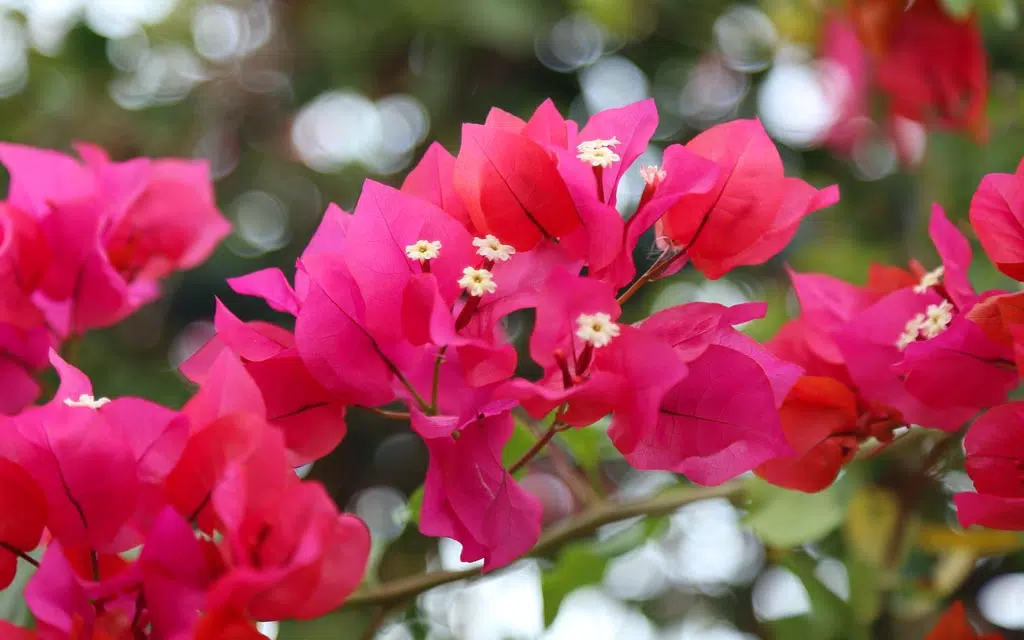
[{"xmin": 3, "ymin": 0, "xmax": 1024, "ymax": 638}]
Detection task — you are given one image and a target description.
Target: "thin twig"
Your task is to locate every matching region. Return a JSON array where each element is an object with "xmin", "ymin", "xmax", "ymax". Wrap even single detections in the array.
[
  {"xmin": 342, "ymin": 480, "xmax": 744, "ymax": 608},
  {"xmin": 0, "ymin": 542, "xmax": 39, "ymax": 568},
  {"xmin": 508, "ymin": 422, "xmax": 561, "ymax": 475},
  {"xmin": 429, "ymin": 346, "xmax": 448, "ymax": 414},
  {"xmin": 366, "ymin": 407, "xmax": 412, "ymax": 420}
]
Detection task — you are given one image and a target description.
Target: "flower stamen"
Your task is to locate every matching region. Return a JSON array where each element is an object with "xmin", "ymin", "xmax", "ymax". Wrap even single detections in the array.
[
  {"xmin": 64, "ymin": 394, "xmax": 111, "ymax": 410},
  {"xmin": 913, "ymin": 265, "xmax": 944, "ymax": 294},
  {"xmin": 575, "ymin": 312, "xmax": 620, "ymax": 348},
  {"xmin": 457, "ymin": 266, "xmax": 497, "ymax": 297}
]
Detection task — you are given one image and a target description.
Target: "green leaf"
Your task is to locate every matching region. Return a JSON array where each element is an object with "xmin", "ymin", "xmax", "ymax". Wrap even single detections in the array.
[
  {"xmin": 979, "ymin": 0, "xmax": 1019, "ymax": 27},
  {"xmin": 743, "ymin": 473, "xmax": 856, "ymax": 548},
  {"xmin": 780, "ymin": 552, "xmax": 866, "ymax": 640},
  {"xmin": 940, "ymin": 0, "xmax": 974, "ymax": 18},
  {"xmin": 502, "ymin": 418, "xmax": 539, "ymax": 469},
  {"xmin": 406, "ymin": 485, "xmax": 425, "ymax": 525},
  {"xmin": 557, "ymin": 426, "xmax": 605, "ymax": 469},
  {"xmin": 541, "ymin": 542, "xmax": 609, "ymax": 626},
  {"xmin": 278, "ymin": 609, "xmax": 377, "ymax": 638},
  {"xmin": 847, "ymin": 553, "xmax": 882, "ymax": 625}
]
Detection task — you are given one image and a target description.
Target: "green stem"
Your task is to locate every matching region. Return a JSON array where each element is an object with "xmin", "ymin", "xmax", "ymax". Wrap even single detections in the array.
[{"xmin": 429, "ymin": 346, "xmax": 448, "ymax": 414}]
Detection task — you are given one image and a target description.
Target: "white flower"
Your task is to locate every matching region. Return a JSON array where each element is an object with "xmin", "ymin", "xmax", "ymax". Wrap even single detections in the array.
[
  {"xmin": 472, "ymin": 235, "xmax": 516, "ymax": 262},
  {"xmin": 576, "ymin": 137, "xmax": 622, "ymax": 168},
  {"xmin": 920, "ymin": 300, "xmax": 954, "ymax": 338},
  {"xmin": 404, "ymin": 239, "xmax": 442, "ymax": 263},
  {"xmin": 913, "ymin": 265, "xmax": 945, "ymax": 294},
  {"xmin": 575, "ymin": 312, "xmax": 621, "ymax": 348},
  {"xmin": 896, "ymin": 313, "xmax": 926, "ymax": 350},
  {"xmin": 458, "ymin": 266, "xmax": 497, "ymax": 297},
  {"xmin": 640, "ymin": 165, "xmax": 667, "ymax": 187},
  {"xmin": 64, "ymin": 394, "xmax": 111, "ymax": 410}
]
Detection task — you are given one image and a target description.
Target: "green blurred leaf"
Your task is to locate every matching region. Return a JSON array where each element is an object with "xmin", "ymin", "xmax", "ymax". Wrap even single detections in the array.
[
  {"xmin": 406, "ymin": 485, "xmax": 425, "ymax": 525},
  {"xmin": 541, "ymin": 542, "xmax": 609, "ymax": 626},
  {"xmin": 846, "ymin": 553, "xmax": 882, "ymax": 625},
  {"xmin": 557, "ymin": 426, "xmax": 605, "ymax": 470},
  {"xmin": 743, "ymin": 474, "xmax": 853, "ymax": 548},
  {"xmin": 278, "ymin": 609, "xmax": 377, "ymax": 638},
  {"xmin": 940, "ymin": 0, "xmax": 975, "ymax": 18},
  {"xmin": 780, "ymin": 552, "xmax": 865, "ymax": 640},
  {"xmin": 1, "ymin": 558, "xmax": 36, "ymax": 627},
  {"xmin": 844, "ymin": 485, "xmax": 914, "ymax": 570},
  {"xmin": 978, "ymin": 0, "xmax": 1019, "ymax": 27}
]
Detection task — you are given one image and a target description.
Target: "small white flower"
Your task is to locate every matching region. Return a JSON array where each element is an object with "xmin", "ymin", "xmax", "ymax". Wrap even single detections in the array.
[
  {"xmin": 896, "ymin": 313, "xmax": 926, "ymax": 351},
  {"xmin": 404, "ymin": 239, "xmax": 442, "ymax": 263},
  {"xmin": 913, "ymin": 265, "xmax": 945, "ymax": 294},
  {"xmin": 640, "ymin": 165, "xmax": 667, "ymax": 187},
  {"xmin": 575, "ymin": 312, "xmax": 621, "ymax": 348},
  {"xmin": 458, "ymin": 266, "xmax": 497, "ymax": 297},
  {"xmin": 64, "ymin": 394, "xmax": 111, "ymax": 410},
  {"xmin": 472, "ymin": 235, "xmax": 516, "ymax": 262},
  {"xmin": 920, "ymin": 300, "xmax": 954, "ymax": 338},
  {"xmin": 577, "ymin": 146, "xmax": 621, "ymax": 168},
  {"xmin": 576, "ymin": 137, "xmax": 622, "ymax": 168}
]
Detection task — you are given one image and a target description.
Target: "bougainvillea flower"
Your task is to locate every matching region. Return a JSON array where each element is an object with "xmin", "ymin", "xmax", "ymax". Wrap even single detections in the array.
[
  {"xmin": 0, "ymin": 323, "xmax": 51, "ymax": 416},
  {"xmin": 226, "ymin": 267, "xmax": 301, "ymax": 316},
  {"xmin": 970, "ymin": 158, "xmax": 1024, "ymax": 281},
  {"xmin": 613, "ymin": 343, "xmax": 793, "ymax": 485},
  {"xmin": 0, "ymin": 458, "xmax": 46, "ymax": 589},
  {"xmin": 955, "ymin": 402, "xmax": 1024, "ymax": 530},
  {"xmin": 655, "ymin": 119, "xmax": 839, "ymax": 279},
  {"xmin": 834, "ymin": 288, "xmax": 975, "ymax": 430},
  {"xmin": 0, "ymin": 142, "xmax": 229, "ymax": 337},
  {"xmin": 454, "ymin": 122, "xmax": 581, "ymax": 251},
  {"xmin": 341, "ymin": 180, "xmax": 475, "ymax": 343},
  {"xmin": 851, "ymin": 0, "xmax": 987, "ymax": 138},
  {"xmin": 181, "ymin": 300, "xmax": 347, "ymax": 465},
  {"xmin": 924, "ymin": 601, "xmax": 1003, "ymax": 640},
  {"xmin": 206, "ymin": 430, "xmax": 370, "ymax": 620},
  {"xmin": 75, "ymin": 143, "xmax": 231, "ymax": 282},
  {"xmin": 593, "ymin": 144, "xmax": 720, "ymax": 289},
  {"xmin": 0, "ymin": 622, "xmax": 35, "ymax": 639},
  {"xmin": 755, "ymin": 377, "xmax": 861, "ymax": 492},
  {"xmin": 419, "ymin": 412, "xmax": 542, "ymax": 572}
]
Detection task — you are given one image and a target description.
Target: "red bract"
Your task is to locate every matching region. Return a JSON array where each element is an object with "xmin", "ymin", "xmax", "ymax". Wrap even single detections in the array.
[
  {"xmin": 755, "ymin": 377, "xmax": 861, "ymax": 492},
  {"xmin": 970, "ymin": 158, "xmax": 1024, "ymax": 281},
  {"xmin": 419, "ymin": 412, "xmax": 542, "ymax": 572},
  {"xmin": 454, "ymin": 123, "xmax": 581, "ymax": 251},
  {"xmin": 852, "ymin": 0, "xmax": 988, "ymax": 139},
  {"xmin": 181, "ymin": 300, "xmax": 347, "ymax": 465},
  {"xmin": 1, "ymin": 352, "xmax": 187, "ymax": 552},
  {"xmin": 205, "ymin": 428, "xmax": 370, "ymax": 620},
  {"xmin": 0, "ymin": 458, "xmax": 46, "ymax": 589},
  {"xmin": 830, "ymin": 206, "xmax": 1015, "ymax": 431},
  {"xmin": 609, "ymin": 302, "xmax": 799, "ymax": 484},
  {"xmin": 655, "ymin": 119, "xmax": 838, "ymax": 279},
  {"xmin": 955, "ymin": 402, "xmax": 1024, "ymax": 530},
  {"xmin": 925, "ymin": 601, "xmax": 1003, "ymax": 640},
  {"xmin": 0, "ymin": 142, "xmax": 229, "ymax": 336}
]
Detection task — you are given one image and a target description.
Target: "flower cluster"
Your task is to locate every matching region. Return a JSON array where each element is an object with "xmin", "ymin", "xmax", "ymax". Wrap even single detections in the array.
[
  {"xmin": 818, "ymin": 0, "xmax": 987, "ymax": 162},
  {"xmin": 10, "ymin": 92, "xmax": 1024, "ymax": 637},
  {"xmin": 757, "ymin": 159, "xmax": 1024, "ymax": 509},
  {"xmin": 0, "ymin": 143, "xmax": 230, "ymax": 415}
]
